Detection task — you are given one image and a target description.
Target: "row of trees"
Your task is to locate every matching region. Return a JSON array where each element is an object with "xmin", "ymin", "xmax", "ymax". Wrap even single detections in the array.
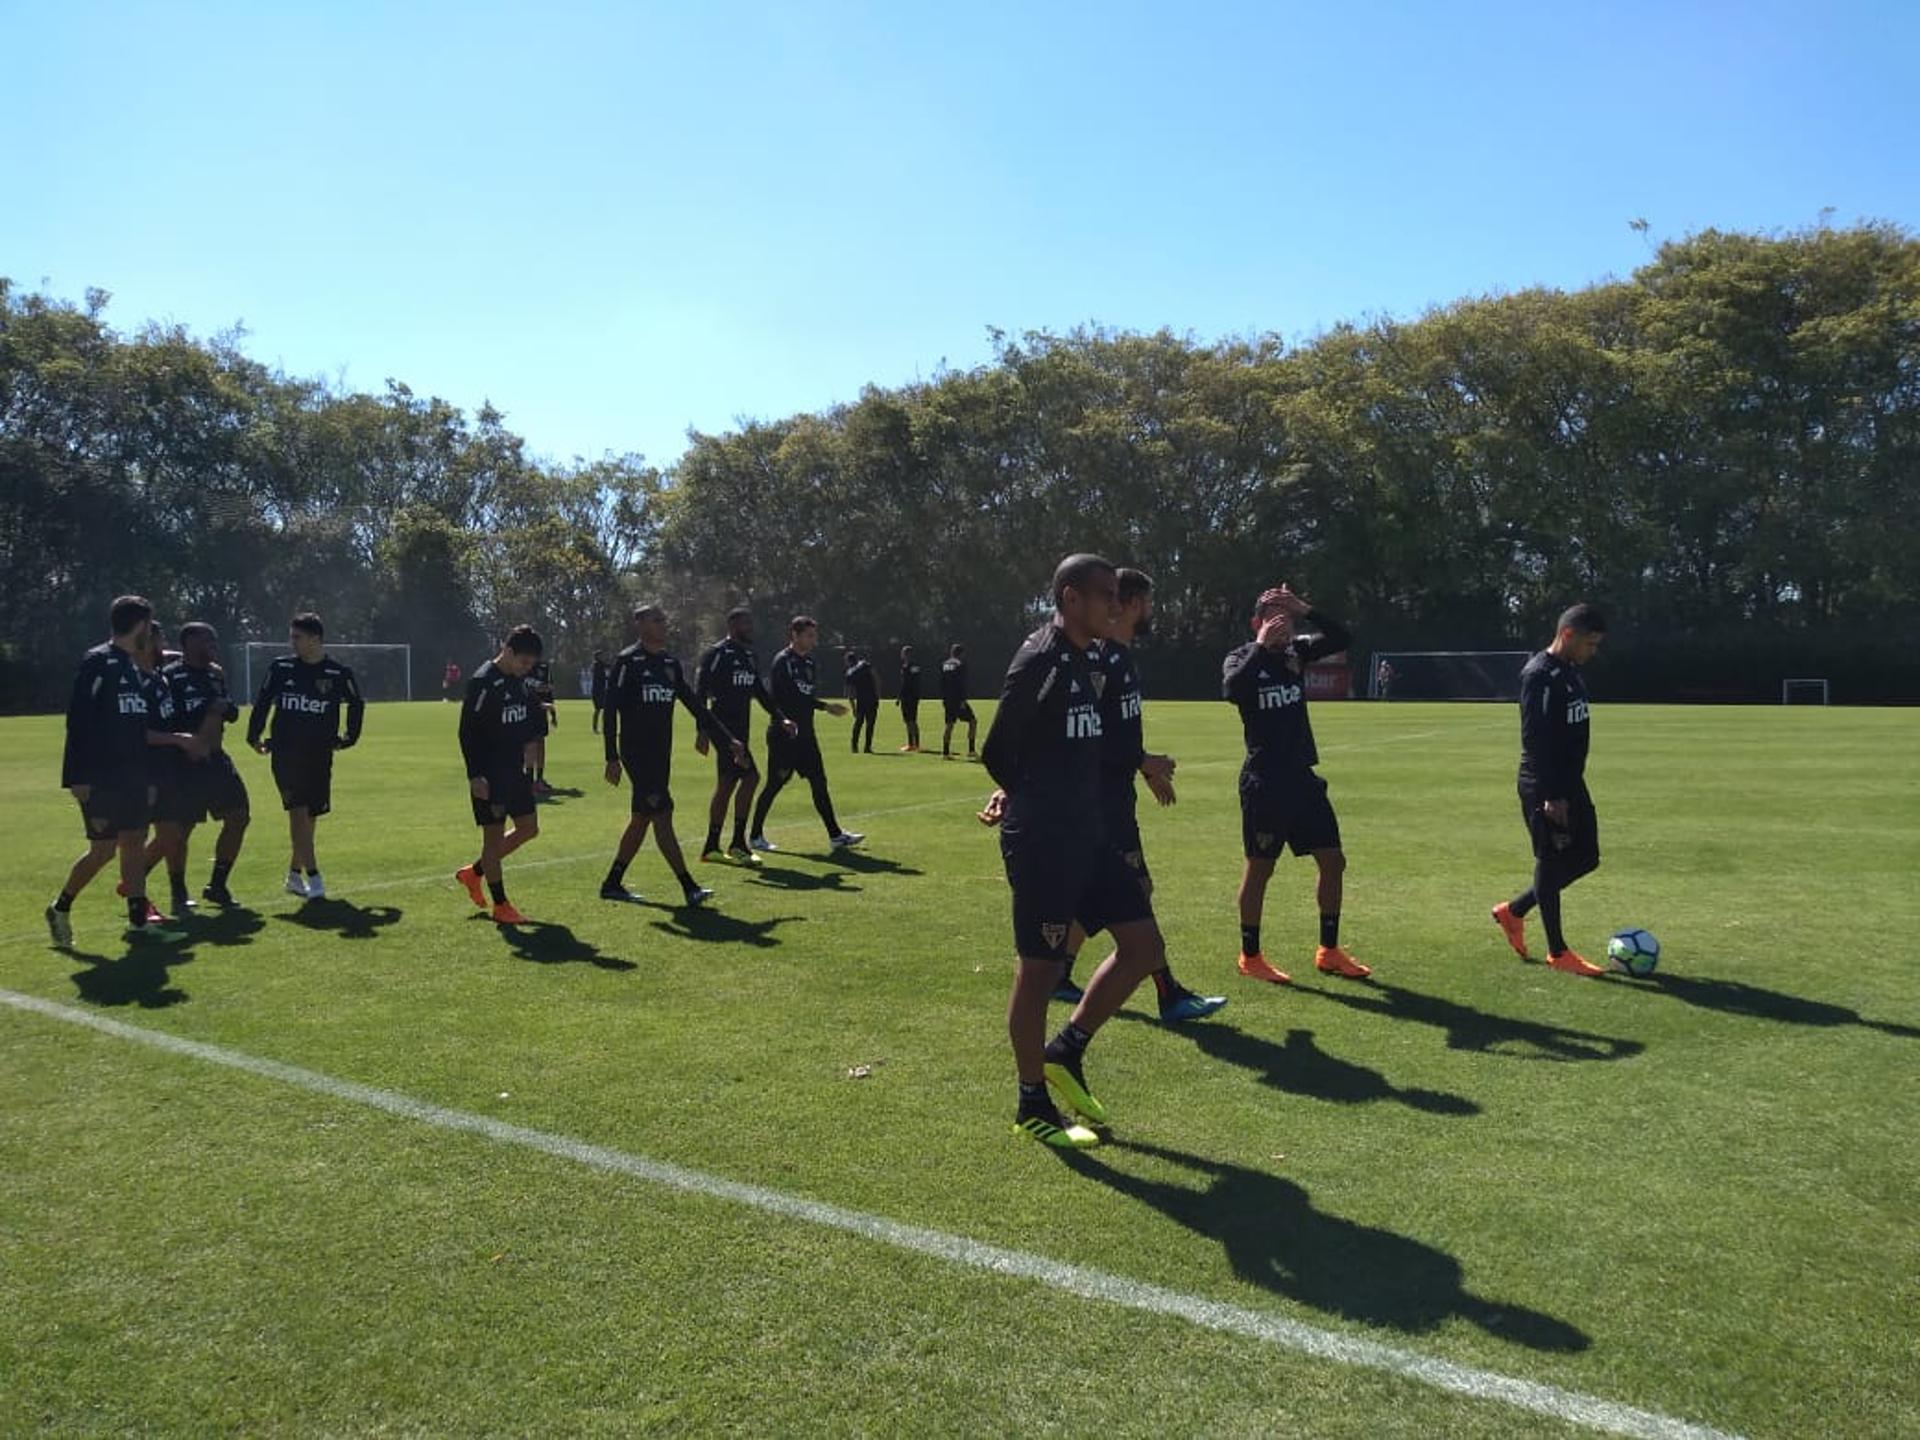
[{"xmin": 5, "ymin": 223, "xmax": 1917, "ymax": 710}]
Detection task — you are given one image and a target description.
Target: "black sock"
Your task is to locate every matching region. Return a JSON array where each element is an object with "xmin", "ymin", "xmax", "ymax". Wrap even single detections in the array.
[
  {"xmin": 170, "ymin": 871, "xmax": 189, "ymax": 900},
  {"xmin": 1535, "ymin": 861, "xmax": 1567, "ymax": 953},
  {"xmin": 1320, "ymin": 912, "xmax": 1340, "ymax": 949},
  {"xmin": 1241, "ymin": 924, "xmax": 1260, "ymax": 956},
  {"xmin": 606, "ymin": 858, "xmax": 629, "ymax": 887},
  {"xmin": 1047, "ymin": 1023, "xmax": 1092, "ymax": 1059},
  {"xmin": 676, "ymin": 868, "xmax": 699, "ymax": 893},
  {"xmin": 1510, "ymin": 888, "xmax": 1537, "ymax": 917},
  {"xmin": 1017, "ymin": 1079, "xmax": 1048, "ymax": 1111},
  {"xmin": 488, "ymin": 878, "xmax": 507, "ymax": 904},
  {"xmin": 55, "ymin": 891, "xmax": 75, "ymax": 913},
  {"xmin": 729, "ymin": 818, "xmax": 748, "ymax": 849},
  {"xmin": 1150, "ymin": 967, "xmax": 1177, "ymax": 1001},
  {"xmin": 703, "ymin": 826, "xmax": 721, "ymax": 853},
  {"xmin": 209, "ymin": 861, "xmax": 233, "ymax": 889},
  {"xmin": 304, "ymin": 868, "xmax": 319, "ymax": 879},
  {"xmin": 126, "ymin": 894, "xmax": 147, "ymax": 926}
]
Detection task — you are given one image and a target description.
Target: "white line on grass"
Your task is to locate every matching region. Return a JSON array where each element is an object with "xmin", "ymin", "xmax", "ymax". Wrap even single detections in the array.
[{"xmin": 0, "ymin": 988, "xmax": 1739, "ymax": 1440}]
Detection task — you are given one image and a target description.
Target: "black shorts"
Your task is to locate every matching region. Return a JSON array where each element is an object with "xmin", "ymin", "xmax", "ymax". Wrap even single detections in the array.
[
  {"xmin": 767, "ymin": 731, "xmax": 825, "ymax": 782},
  {"xmin": 1102, "ymin": 788, "xmax": 1149, "ymax": 883},
  {"xmin": 151, "ymin": 773, "xmax": 201, "ymax": 827},
  {"xmin": 712, "ymin": 735, "xmax": 758, "ymax": 782},
  {"xmin": 1239, "ymin": 768, "xmax": 1341, "ymax": 860},
  {"xmin": 943, "ymin": 700, "xmax": 976, "ymax": 724},
  {"xmin": 1001, "ymin": 830, "xmax": 1154, "ymax": 961},
  {"xmin": 75, "ymin": 779, "xmax": 150, "ymax": 840},
  {"xmin": 271, "ymin": 747, "xmax": 335, "ymax": 817},
  {"xmin": 472, "ymin": 768, "xmax": 538, "ymax": 827},
  {"xmin": 621, "ymin": 753, "xmax": 674, "ymax": 816},
  {"xmin": 1520, "ymin": 781, "xmax": 1600, "ymax": 870},
  {"xmin": 198, "ymin": 756, "xmax": 251, "ymax": 822}
]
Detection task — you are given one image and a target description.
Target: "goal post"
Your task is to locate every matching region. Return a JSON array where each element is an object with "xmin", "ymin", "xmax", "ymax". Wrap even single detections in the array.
[
  {"xmin": 241, "ymin": 642, "xmax": 414, "ymax": 702},
  {"xmin": 1781, "ymin": 678, "xmax": 1830, "ymax": 705},
  {"xmin": 1367, "ymin": 651, "xmax": 1533, "ymax": 701}
]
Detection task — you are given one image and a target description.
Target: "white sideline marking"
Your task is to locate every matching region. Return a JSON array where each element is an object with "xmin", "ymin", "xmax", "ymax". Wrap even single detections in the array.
[{"xmin": 1, "ymin": 989, "xmax": 1738, "ymax": 1440}]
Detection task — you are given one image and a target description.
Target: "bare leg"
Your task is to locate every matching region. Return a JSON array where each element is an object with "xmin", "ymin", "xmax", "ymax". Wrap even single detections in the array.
[{"xmin": 1010, "ymin": 956, "xmax": 1067, "ymax": 1083}]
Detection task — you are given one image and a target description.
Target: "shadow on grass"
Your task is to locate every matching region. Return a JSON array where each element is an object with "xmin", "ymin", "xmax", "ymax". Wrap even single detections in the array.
[
  {"xmin": 1298, "ymin": 980, "xmax": 1643, "ymax": 1063},
  {"xmin": 536, "ymin": 786, "xmax": 588, "ymax": 801},
  {"xmin": 1118, "ymin": 1013, "xmax": 1479, "ymax": 1115},
  {"xmin": 646, "ymin": 907, "xmax": 804, "ymax": 950},
  {"xmin": 1619, "ymin": 971, "xmax": 1920, "ymax": 1039},
  {"xmin": 478, "ymin": 915, "xmax": 638, "ymax": 971},
  {"xmin": 1061, "ymin": 1139, "xmax": 1589, "ymax": 1353},
  {"xmin": 826, "ymin": 849, "xmax": 924, "ymax": 877},
  {"xmin": 68, "ymin": 943, "xmax": 193, "ymax": 1009},
  {"xmin": 181, "ymin": 904, "xmax": 268, "ymax": 948},
  {"xmin": 750, "ymin": 864, "xmax": 862, "ymax": 894},
  {"xmin": 275, "ymin": 898, "xmax": 404, "ymax": 941}
]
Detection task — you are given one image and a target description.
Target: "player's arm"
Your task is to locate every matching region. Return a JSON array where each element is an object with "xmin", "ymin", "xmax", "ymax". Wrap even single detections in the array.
[
  {"xmin": 1295, "ymin": 608, "xmax": 1353, "ymax": 663},
  {"xmin": 674, "ymin": 669, "xmax": 737, "ymax": 750},
  {"xmin": 336, "ymin": 669, "xmax": 364, "ymax": 747},
  {"xmin": 245, "ymin": 667, "xmax": 276, "ymax": 749},
  {"xmin": 1222, "ymin": 642, "xmax": 1263, "ymax": 704},
  {"xmin": 458, "ymin": 680, "xmax": 492, "ymax": 781},
  {"xmin": 61, "ymin": 661, "xmax": 100, "ymax": 791},
  {"xmin": 1519, "ymin": 666, "xmax": 1569, "ymax": 806},
  {"xmin": 980, "ymin": 646, "xmax": 1048, "ymax": 792},
  {"xmin": 602, "ymin": 660, "xmax": 625, "ymax": 763}
]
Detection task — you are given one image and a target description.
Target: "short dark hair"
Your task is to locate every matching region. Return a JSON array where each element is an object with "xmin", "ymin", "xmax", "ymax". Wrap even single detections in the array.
[
  {"xmin": 727, "ymin": 606, "xmax": 752, "ymax": 626},
  {"xmin": 109, "ymin": 595, "xmax": 154, "ymax": 636},
  {"xmin": 790, "ymin": 615, "xmax": 817, "ymax": 635},
  {"xmin": 631, "ymin": 603, "xmax": 665, "ymax": 623},
  {"xmin": 291, "ymin": 612, "xmax": 325, "ymax": 638},
  {"xmin": 179, "ymin": 621, "xmax": 216, "ymax": 645},
  {"xmin": 1052, "ymin": 553, "xmax": 1116, "ymax": 606},
  {"xmin": 504, "ymin": 625, "xmax": 543, "ymax": 656},
  {"xmin": 1116, "ymin": 568, "xmax": 1154, "ymax": 605},
  {"xmin": 1557, "ymin": 603, "xmax": 1607, "ymax": 636}
]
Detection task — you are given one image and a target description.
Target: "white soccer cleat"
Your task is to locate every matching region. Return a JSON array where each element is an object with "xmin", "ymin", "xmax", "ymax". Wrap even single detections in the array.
[
  {"xmin": 829, "ymin": 831, "xmax": 866, "ymax": 849},
  {"xmin": 284, "ymin": 870, "xmax": 309, "ymax": 898},
  {"xmin": 305, "ymin": 874, "xmax": 327, "ymax": 900},
  {"xmin": 749, "ymin": 835, "xmax": 778, "ymax": 851}
]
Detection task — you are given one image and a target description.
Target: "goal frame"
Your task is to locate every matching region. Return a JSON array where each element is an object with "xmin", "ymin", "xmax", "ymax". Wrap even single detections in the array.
[
  {"xmin": 1367, "ymin": 650, "xmax": 1533, "ymax": 701},
  {"xmin": 1780, "ymin": 677, "xmax": 1829, "ymax": 706},
  {"xmin": 241, "ymin": 642, "xmax": 413, "ymax": 702}
]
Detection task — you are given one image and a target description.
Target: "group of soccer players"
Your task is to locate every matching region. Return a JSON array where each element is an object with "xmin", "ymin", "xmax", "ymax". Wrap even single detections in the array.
[
  {"xmin": 50, "ymin": 575, "xmax": 1614, "ymax": 1158},
  {"xmin": 50, "ymin": 599, "xmax": 363, "ymax": 947}
]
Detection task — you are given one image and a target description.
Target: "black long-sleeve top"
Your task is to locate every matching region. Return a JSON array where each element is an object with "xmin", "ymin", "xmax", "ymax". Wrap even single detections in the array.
[
  {"xmin": 767, "ymin": 648, "xmax": 830, "ymax": 738},
  {"xmin": 981, "ymin": 622, "xmax": 1106, "ymax": 840},
  {"xmin": 1517, "ymin": 650, "xmax": 1592, "ymax": 795},
  {"xmin": 1222, "ymin": 609, "xmax": 1352, "ymax": 775},
  {"xmin": 459, "ymin": 660, "xmax": 545, "ymax": 779},
  {"xmin": 603, "ymin": 644, "xmax": 734, "ymax": 763},
  {"xmin": 694, "ymin": 638, "xmax": 788, "ymax": 737},
  {"xmin": 61, "ymin": 643, "xmax": 158, "ymax": 788},
  {"xmin": 246, "ymin": 654, "xmax": 364, "ymax": 752}
]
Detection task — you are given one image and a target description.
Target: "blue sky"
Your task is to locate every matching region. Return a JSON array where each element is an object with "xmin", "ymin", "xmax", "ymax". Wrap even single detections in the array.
[{"xmin": 8, "ymin": 0, "xmax": 1917, "ymax": 467}]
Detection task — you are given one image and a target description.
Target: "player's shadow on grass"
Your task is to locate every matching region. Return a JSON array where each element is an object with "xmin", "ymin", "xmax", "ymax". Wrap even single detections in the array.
[
  {"xmin": 536, "ymin": 786, "xmax": 587, "ymax": 801},
  {"xmin": 276, "ymin": 899, "xmax": 404, "ymax": 942},
  {"xmin": 68, "ymin": 946, "xmax": 192, "ymax": 1009},
  {"xmin": 750, "ymin": 864, "xmax": 862, "ymax": 894},
  {"xmin": 1299, "ymin": 981, "xmax": 1643, "ymax": 1063},
  {"xmin": 1120, "ymin": 1014, "xmax": 1478, "ymax": 1115},
  {"xmin": 825, "ymin": 850, "xmax": 924, "ymax": 878},
  {"xmin": 1621, "ymin": 972, "xmax": 1920, "ymax": 1039},
  {"xmin": 482, "ymin": 916, "xmax": 637, "ymax": 971},
  {"xmin": 1062, "ymin": 1139, "xmax": 1588, "ymax": 1354},
  {"xmin": 183, "ymin": 905, "xmax": 269, "ymax": 948},
  {"xmin": 646, "ymin": 907, "xmax": 803, "ymax": 950}
]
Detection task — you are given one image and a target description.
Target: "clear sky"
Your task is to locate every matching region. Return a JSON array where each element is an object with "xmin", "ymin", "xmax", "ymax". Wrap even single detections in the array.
[{"xmin": 7, "ymin": 0, "xmax": 1917, "ymax": 468}]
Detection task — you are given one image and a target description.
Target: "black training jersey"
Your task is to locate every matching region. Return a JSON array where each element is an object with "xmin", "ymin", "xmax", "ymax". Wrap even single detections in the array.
[
  {"xmin": 590, "ymin": 660, "xmax": 610, "ymax": 705},
  {"xmin": 1518, "ymin": 650, "xmax": 1591, "ymax": 795},
  {"xmin": 61, "ymin": 643, "xmax": 156, "ymax": 789},
  {"xmin": 767, "ymin": 647, "xmax": 830, "ymax": 737},
  {"xmin": 604, "ymin": 644, "xmax": 733, "ymax": 763},
  {"xmin": 940, "ymin": 658, "xmax": 969, "ymax": 705},
  {"xmin": 163, "ymin": 661, "xmax": 241, "ymax": 750},
  {"xmin": 898, "ymin": 660, "xmax": 922, "ymax": 703},
  {"xmin": 1222, "ymin": 610, "xmax": 1352, "ymax": 775},
  {"xmin": 459, "ymin": 661, "xmax": 545, "ymax": 779},
  {"xmin": 1094, "ymin": 640, "xmax": 1147, "ymax": 793},
  {"xmin": 981, "ymin": 623, "xmax": 1105, "ymax": 836},
  {"xmin": 695, "ymin": 638, "xmax": 784, "ymax": 737},
  {"xmin": 845, "ymin": 658, "xmax": 878, "ymax": 705},
  {"xmin": 144, "ymin": 666, "xmax": 187, "ymax": 783},
  {"xmin": 246, "ymin": 655, "xmax": 365, "ymax": 753}
]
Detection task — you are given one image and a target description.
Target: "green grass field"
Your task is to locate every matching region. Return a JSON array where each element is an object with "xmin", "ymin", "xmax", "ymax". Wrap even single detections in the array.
[{"xmin": 2, "ymin": 697, "xmax": 1916, "ymax": 1437}]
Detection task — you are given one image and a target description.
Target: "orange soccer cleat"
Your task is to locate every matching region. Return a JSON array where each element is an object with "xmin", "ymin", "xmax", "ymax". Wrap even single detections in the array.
[
  {"xmin": 1547, "ymin": 949, "xmax": 1605, "ymax": 978},
  {"xmin": 1237, "ymin": 951, "xmax": 1293, "ymax": 985},
  {"xmin": 490, "ymin": 901, "xmax": 529, "ymax": 925},
  {"xmin": 455, "ymin": 865, "xmax": 487, "ymax": 909},
  {"xmin": 1491, "ymin": 902, "xmax": 1528, "ymax": 959},
  {"xmin": 1314, "ymin": 945, "xmax": 1372, "ymax": 980}
]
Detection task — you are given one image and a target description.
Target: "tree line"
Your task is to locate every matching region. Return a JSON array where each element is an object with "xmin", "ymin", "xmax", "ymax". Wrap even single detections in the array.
[{"xmin": 5, "ymin": 222, "xmax": 1916, "ymax": 711}]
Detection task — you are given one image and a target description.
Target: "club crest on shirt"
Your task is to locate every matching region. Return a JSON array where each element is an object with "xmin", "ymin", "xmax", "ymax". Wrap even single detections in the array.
[
  {"xmin": 1089, "ymin": 670, "xmax": 1107, "ymax": 700},
  {"xmin": 1041, "ymin": 922, "xmax": 1068, "ymax": 950},
  {"xmin": 1256, "ymin": 832, "xmax": 1275, "ymax": 850},
  {"xmin": 316, "ymin": 678, "xmax": 332, "ymax": 695}
]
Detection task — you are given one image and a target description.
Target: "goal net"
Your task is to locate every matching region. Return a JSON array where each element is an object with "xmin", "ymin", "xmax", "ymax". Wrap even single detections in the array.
[
  {"xmin": 240, "ymin": 642, "xmax": 414, "ymax": 702},
  {"xmin": 1367, "ymin": 651, "xmax": 1532, "ymax": 701},
  {"xmin": 1781, "ymin": 678, "xmax": 1830, "ymax": 705}
]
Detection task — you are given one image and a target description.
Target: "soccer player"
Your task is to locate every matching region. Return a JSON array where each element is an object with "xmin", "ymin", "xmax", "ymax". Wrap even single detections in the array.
[
  {"xmin": 47, "ymin": 596, "xmax": 204, "ymax": 948},
  {"xmin": 1492, "ymin": 604, "xmax": 1609, "ymax": 976},
  {"xmin": 1056, "ymin": 569, "xmax": 1228, "ymax": 1024},
  {"xmin": 896, "ymin": 645, "xmax": 923, "ymax": 752},
  {"xmin": 454, "ymin": 626, "xmax": 547, "ymax": 924},
  {"xmin": 693, "ymin": 607, "xmax": 795, "ymax": 865},
  {"xmin": 442, "ymin": 658, "xmax": 462, "ymax": 701},
  {"xmin": 749, "ymin": 616, "xmax": 864, "ymax": 851},
  {"xmin": 939, "ymin": 643, "xmax": 977, "ymax": 759},
  {"xmin": 246, "ymin": 612, "xmax": 364, "ymax": 900},
  {"xmin": 602, "ymin": 604, "xmax": 748, "ymax": 905},
  {"xmin": 590, "ymin": 650, "xmax": 610, "ymax": 734},
  {"xmin": 153, "ymin": 622, "xmax": 251, "ymax": 908},
  {"xmin": 980, "ymin": 554, "xmax": 1172, "ymax": 1149},
  {"xmin": 844, "ymin": 648, "xmax": 880, "ymax": 753},
  {"xmin": 525, "ymin": 656, "xmax": 558, "ymax": 794},
  {"xmin": 1223, "ymin": 584, "xmax": 1372, "ymax": 985}
]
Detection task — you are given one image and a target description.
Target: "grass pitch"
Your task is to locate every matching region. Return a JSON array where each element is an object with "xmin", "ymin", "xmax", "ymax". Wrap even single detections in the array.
[{"xmin": 2, "ymin": 697, "xmax": 1916, "ymax": 1437}]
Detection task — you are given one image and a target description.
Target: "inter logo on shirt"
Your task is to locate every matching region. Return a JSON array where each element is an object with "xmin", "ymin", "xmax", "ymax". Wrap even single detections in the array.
[
  {"xmin": 116, "ymin": 692, "xmax": 148, "ymax": 716},
  {"xmin": 641, "ymin": 683, "xmax": 676, "ymax": 704},
  {"xmin": 282, "ymin": 692, "xmax": 331, "ymax": 715},
  {"xmin": 1066, "ymin": 704, "xmax": 1102, "ymax": 740},
  {"xmin": 502, "ymin": 702, "xmax": 529, "ymax": 724},
  {"xmin": 1567, "ymin": 698, "xmax": 1590, "ymax": 724},
  {"xmin": 1258, "ymin": 682, "xmax": 1303, "ymax": 711},
  {"xmin": 1119, "ymin": 693, "xmax": 1143, "ymax": 721}
]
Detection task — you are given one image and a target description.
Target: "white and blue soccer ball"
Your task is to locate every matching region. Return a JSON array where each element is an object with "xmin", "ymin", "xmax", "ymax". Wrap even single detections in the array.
[{"xmin": 1607, "ymin": 928, "xmax": 1661, "ymax": 976}]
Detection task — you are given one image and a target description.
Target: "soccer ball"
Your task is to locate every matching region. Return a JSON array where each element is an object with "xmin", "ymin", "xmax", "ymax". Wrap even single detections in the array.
[{"xmin": 1607, "ymin": 928, "xmax": 1661, "ymax": 976}]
